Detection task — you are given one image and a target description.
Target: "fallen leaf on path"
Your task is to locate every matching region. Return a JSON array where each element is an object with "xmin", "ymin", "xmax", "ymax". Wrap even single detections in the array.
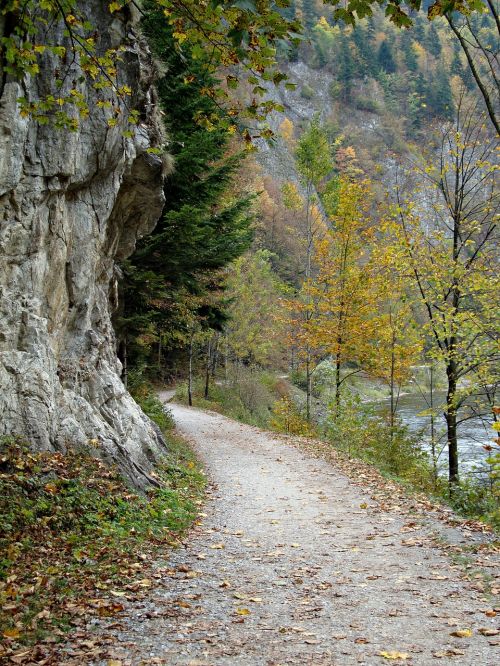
[
  {"xmin": 175, "ymin": 600, "xmax": 192, "ymax": 608},
  {"xmin": 378, "ymin": 651, "xmax": 409, "ymax": 660},
  {"xmin": 107, "ymin": 661, "xmax": 123, "ymax": 666},
  {"xmin": 433, "ymin": 649, "xmax": 465, "ymax": 657},
  {"xmin": 450, "ymin": 629, "xmax": 472, "ymax": 638},
  {"xmin": 210, "ymin": 543, "xmax": 224, "ymax": 550},
  {"xmin": 478, "ymin": 627, "xmax": 499, "ymax": 636},
  {"xmin": 236, "ymin": 608, "xmax": 250, "ymax": 615}
]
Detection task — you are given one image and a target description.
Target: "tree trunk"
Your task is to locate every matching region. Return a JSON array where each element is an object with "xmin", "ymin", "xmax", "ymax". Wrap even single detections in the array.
[
  {"xmin": 157, "ymin": 327, "xmax": 162, "ymax": 373},
  {"xmin": 389, "ymin": 329, "xmax": 395, "ymax": 441},
  {"xmin": 335, "ymin": 350, "xmax": 341, "ymax": 419},
  {"xmin": 188, "ymin": 337, "xmax": 193, "ymax": 407},
  {"xmin": 204, "ymin": 339, "xmax": 211, "ymax": 400},
  {"xmin": 445, "ymin": 362, "xmax": 459, "ymax": 489},
  {"xmin": 429, "ymin": 363, "xmax": 438, "ymax": 484},
  {"xmin": 306, "ymin": 354, "xmax": 311, "ymax": 422},
  {"xmin": 210, "ymin": 333, "xmax": 219, "ymax": 378}
]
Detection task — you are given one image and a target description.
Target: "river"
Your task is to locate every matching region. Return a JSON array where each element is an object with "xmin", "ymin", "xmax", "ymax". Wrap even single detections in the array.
[{"xmin": 386, "ymin": 391, "xmax": 495, "ymax": 476}]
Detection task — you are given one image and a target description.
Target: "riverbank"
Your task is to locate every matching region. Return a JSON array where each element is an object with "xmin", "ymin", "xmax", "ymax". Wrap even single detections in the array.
[{"xmin": 175, "ymin": 371, "xmax": 499, "ymax": 530}]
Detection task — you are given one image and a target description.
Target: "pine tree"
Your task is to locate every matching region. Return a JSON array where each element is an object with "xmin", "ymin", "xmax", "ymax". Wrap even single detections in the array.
[
  {"xmin": 377, "ymin": 40, "xmax": 397, "ymax": 74},
  {"xmin": 429, "ymin": 66, "xmax": 455, "ymax": 120},
  {"xmin": 401, "ymin": 31, "xmax": 418, "ymax": 72},
  {"xmin": 423, "ymin": 22, "xmax": 442, "ymax": 58},
  {"xmin": 337, "ymin": 31, "xmax": 355, "ymax": 101},
  {"xmin": 118, "ymin": 5, "xmax": 254, "ymax": 376}
]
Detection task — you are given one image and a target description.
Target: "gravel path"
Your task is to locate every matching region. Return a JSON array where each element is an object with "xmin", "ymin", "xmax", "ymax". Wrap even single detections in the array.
[{"xmin": 97, "ymin": 401, "xmax": 499, "ymax": 665}]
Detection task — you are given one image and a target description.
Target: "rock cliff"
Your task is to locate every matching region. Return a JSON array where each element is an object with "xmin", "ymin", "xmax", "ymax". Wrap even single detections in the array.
[{"xmin": 0, "ymin": 1, "xmax": 170, "ymax": 487}]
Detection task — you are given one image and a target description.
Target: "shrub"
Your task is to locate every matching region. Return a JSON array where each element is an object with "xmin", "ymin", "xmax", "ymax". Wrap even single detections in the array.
[
  {"xmin": 354, "ymin": 96, "xmax": 382, "ymax": 113},
  {"xmin": 322, "ymin": 393, "xmax": 433, "ymax": 485},
  {"xmin": 300, "ymin": 84, "xmax": 314, "ymax": 100}
]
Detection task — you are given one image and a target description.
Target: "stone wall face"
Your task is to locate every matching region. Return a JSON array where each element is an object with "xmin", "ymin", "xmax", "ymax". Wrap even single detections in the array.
[{"xmin": 0, "ymin": 2, "xmax": 169, "ymax": 487}]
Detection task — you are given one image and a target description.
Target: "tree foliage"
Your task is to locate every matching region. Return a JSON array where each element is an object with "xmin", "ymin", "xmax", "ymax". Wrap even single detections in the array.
[
  {"xmin": 117, "ymin": 9, "xmax": 255, "ymax": 373},
  {"xmin": 0, "ymin": 0, "xmax": 301, "ymax": 130}
]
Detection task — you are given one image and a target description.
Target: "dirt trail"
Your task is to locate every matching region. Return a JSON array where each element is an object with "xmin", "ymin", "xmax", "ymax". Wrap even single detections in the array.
[{"xmin": 97, "ymin": 400, "xmax": 499, "ymax": 665}]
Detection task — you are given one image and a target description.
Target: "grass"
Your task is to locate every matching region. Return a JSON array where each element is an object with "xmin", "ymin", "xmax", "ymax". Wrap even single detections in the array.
[
  {"xmin": 176, "ymin": 372, "xmax": 277, "ymax": 429},
  {"xmin": 0, "ymin": 388, "xmax": 205, "ymax": 657}
]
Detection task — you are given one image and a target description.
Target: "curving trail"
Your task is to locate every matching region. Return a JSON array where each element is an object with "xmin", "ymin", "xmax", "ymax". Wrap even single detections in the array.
[{"xmin": 97, "ymin": 399, "xmax": 499, "ymax": 665}]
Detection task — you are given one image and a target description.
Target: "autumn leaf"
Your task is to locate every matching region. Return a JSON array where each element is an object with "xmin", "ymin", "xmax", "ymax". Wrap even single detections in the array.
[
  {"xmin": 379, "ymin": 651, "xmax": 409, "ymax": 660},
  {"xmin": 450, "ymin": 629, "xmax": 473, "ymax": 638},
  {"xmin": 3, "ymin": 627, "xmax": 21, "ymax": 639},
  {"xmin": 478, "ymin": 627, "xmax": 499, "ymax": 636},
  {"xmin": 236, "ymin": 608, "xmax": 250, "ymax": 615}
]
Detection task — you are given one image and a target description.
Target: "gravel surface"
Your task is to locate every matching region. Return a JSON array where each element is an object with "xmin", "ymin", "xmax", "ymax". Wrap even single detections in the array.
[{"xmin": 94, "ymin": 400, "xmax": 499, "ymax": 665}]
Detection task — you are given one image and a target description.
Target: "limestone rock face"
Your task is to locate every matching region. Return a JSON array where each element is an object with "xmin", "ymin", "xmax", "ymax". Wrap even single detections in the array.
[{"xmin": 0, "ymin": 2, "xmax": 169, "ymax": 487}]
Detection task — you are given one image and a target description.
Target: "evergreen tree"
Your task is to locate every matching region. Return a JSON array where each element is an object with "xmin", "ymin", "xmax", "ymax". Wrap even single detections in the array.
[
  {"xmin": 377, "ymin": 40, "xmax": 397, "ymax": 74},
  {"xmin": 118, "ymin": 4, "xmax": 254, "ymax": 374},
  {"xmin": 424, "ymin": 22, "xmax": 442, "ymax": 58},
  {"xmin": 401, "ymin": 31, "xmax": 418, "ymax": 72},
  {"xmin": 428, "ymin": 66, "xmax": 455, "ymax": 120},
  {"xmin": 337, "ymin": 31, "xmax": 355, "ymax": 101},
  {"xmin": 352, "ymin": 23, "xmax": 375, "ymax": 76}
]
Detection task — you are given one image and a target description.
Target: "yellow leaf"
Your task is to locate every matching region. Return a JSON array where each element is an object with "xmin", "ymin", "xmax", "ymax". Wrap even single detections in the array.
[
  {"xmin": 236, "ymin": 608, "xmax": 250, "ymax": 615},
  {"xmin": 450, "ymin": 629, "xmax": 473, "ymax": 638},
  {"xmin": 107, "ymin": 661, "xmax": 123, "ymax": 666},
  {"xmin": 3, "ymin": 627, "xmax": 20, "ymax": 639},
  {"xmin": 379, "ymin": 651, "xmax": 409, "ymax": 660}
]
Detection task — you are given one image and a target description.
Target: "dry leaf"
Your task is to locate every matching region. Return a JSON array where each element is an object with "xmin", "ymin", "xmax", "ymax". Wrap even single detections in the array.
[
  {"xmin": 478, "ymin": 627, "xmax": 499, "ymax": 636},
  {"xmin": 3, "ymin": 627, "xmax": 21, "ymax": 638},
  {"xmin": 236, "ymin": 608, "xmax": 250, "ymax": 615},
  {"xmin": 379, "ymin": 651, "xmax": 409, "ymax": 660},
  {"xmin": 233, "ymin": 592, "xmax": 247, "ymax": 600},
  {"xmin": 450, "ymin": 629, "xmax": 472, "ymax": 638}
]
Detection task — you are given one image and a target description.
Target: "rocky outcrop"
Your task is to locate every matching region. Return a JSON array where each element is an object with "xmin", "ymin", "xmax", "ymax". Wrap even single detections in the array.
[{"xmin": 0, "ymin": 1, "xmax": 171, "ymax": 487}]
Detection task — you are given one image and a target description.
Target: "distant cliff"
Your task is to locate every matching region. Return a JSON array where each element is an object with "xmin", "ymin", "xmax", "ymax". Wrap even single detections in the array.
[{"xmin": 0, "ymin": 1, "xmax": 171, "ymax": 487}]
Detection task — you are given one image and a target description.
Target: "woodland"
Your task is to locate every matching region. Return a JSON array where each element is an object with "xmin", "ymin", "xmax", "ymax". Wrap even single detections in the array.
[
  {"xmin": 122, "ymin": 0, "xmax": 499, "ymax": 509},
  {"xmin": 0, "ymin": 0, "xmax": 499, "ymax": 661}
]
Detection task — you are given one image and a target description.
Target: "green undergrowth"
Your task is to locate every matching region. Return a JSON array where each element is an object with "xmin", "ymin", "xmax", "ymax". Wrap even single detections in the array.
[
  {"xmin": 0, "ymin": 388, "xmax": 205, "ymax": 651},
  {"xmin": 176, "ymin": 371, "xmax": 278, "ymax": 429},
  {"xmin": 180, "ymin": 370, "xmax": 498, "ymax": 531}
]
